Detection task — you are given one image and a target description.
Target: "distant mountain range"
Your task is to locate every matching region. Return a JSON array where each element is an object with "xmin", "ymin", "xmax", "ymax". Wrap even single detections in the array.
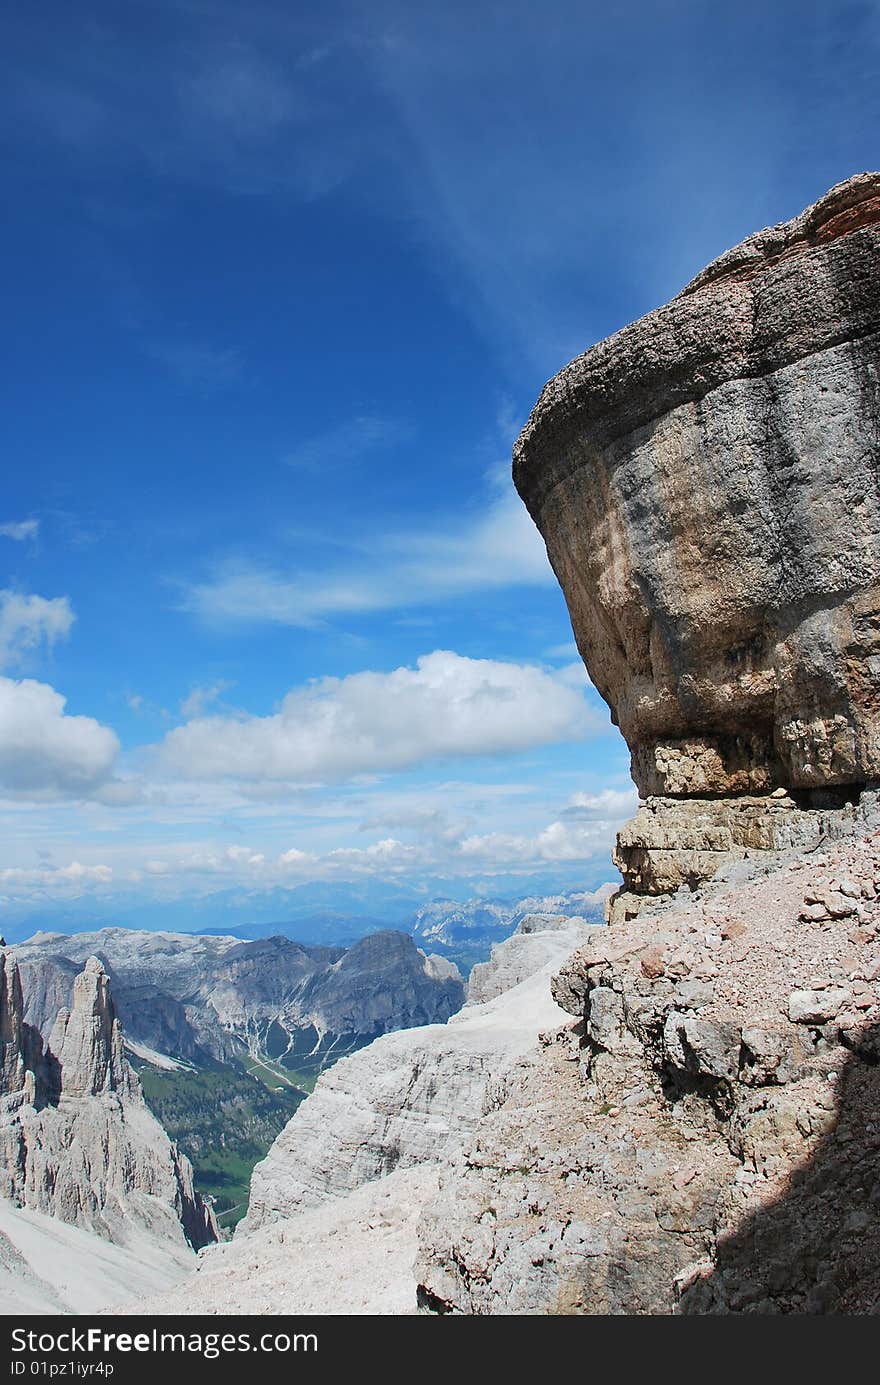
[
  {"xmin": 13, "ymin": 927, "xmax": 464, "ymax": 1073},
  {"xmin": 5, "ymin": 886, "xmax": 611, "ymax": 1223},
  {"xmin": 11, "ymin": 925, "xmax": 465, "ymax": 1228},
  {"xmin": 1, "ymin": 873, "xmax": 616, "ymax": 944},
  {"xmin": 188, "ymin": 885, "xmax": 614, "ymax": 970}
]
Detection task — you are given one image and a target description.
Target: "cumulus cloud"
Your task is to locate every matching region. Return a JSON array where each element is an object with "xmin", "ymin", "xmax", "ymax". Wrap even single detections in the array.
[
  {"xmin": 0, "ymin": 520, "xmax": 39, "ymax": 542},
  {"xmin": 159, "ymin": 651, "xmax": 596, "ymax": 785},
  {"xmin": 0, "ymin": 860, "xmax": 112, "ymax": 892},
  {"xmin": 0, "ymin": 676, "xmax": 119, "ymax": 797},
  {"xmin": 0, "ymin": 591, "xmax": 74, "ymax": 668},
  {"xmin": 562, "ymin": 787, "xmax": 639, "ymax": 819}
]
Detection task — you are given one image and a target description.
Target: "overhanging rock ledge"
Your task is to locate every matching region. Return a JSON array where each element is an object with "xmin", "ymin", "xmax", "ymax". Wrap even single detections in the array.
[{"xmin": 513, "ymin": 172, "xmax": 880, "ymax": 917}]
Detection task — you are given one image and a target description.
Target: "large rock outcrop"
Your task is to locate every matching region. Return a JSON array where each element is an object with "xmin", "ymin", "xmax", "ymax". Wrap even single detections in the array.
[
  {"xmin": 0, "ymin": 950, "xmax": 216, "ymax": 1256},
  {"xmin": 513, "ymin": 173, "xmax": 880, "ymax": 906}
]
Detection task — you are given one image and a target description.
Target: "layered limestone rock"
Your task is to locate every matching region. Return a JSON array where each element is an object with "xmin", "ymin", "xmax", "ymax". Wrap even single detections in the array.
[
  {"xmin": 240, "ymin": 916, "xmax": 591, "ymax": 1234},
  {"xmin": 513, "ymin": 173, "xmax": 880, "ymax": 904},
  {"xmin": 416, "ymin": 828, "xmax": 880, "ymax": 1313},
  {"xmin": 0, "ymin": 950, "xmax": 216, "ymax": 1254}
]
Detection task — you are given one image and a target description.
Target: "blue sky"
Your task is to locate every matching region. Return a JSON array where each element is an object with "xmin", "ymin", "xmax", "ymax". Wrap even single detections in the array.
[{"xmin": 1, "ymin": 0, "xmax": 878, "ymax": 931}]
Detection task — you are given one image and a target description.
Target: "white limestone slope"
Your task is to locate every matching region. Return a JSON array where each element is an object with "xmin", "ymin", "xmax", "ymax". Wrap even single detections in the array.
[
  {"xmin": 123, "ymin": 916, "xmax": 594, "ymax": 1317},
  {"xmin": 0, "ymin": 1194, "xmax": 194, "ymax": 1315},
  {"xmin": 242, "ymin": 917, "xmax": 593, "ymax": 1232},
  {"xmin": 125, "ymin": 1167, "xmax": 437, "ymax": 1317}
]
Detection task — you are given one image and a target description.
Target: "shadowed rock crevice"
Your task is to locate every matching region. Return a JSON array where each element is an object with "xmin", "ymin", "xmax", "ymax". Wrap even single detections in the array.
[{"xmin": 679, "ymin": 1025, "xmax": 880, "ymax": 1314}]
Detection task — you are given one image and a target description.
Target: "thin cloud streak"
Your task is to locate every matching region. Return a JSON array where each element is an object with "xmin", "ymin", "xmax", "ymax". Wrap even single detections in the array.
[
  {"xmin": 180, "ymin": 483, "xmax": 552, "ymax": 626},
  {"xmin": 285, "ymin": 415, "xmax": 415, "ymax": 471},
  {"xmin": 0, "ymin": 520, "xmax": 39, "ymax": 542}
]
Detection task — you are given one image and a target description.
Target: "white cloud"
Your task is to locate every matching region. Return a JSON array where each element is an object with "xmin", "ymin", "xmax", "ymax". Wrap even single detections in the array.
[
  {"xmin": 0, "ymin": 676, "xmax": 119, "ymax": 798},
  {"xmin": 563, "ymin": 787, "xmax": 639, "ymax": 819},
  {"xmin": 278, "ymin": 846, "xmax": 313, "ymax": 867},
  {"xmin": 457, "ymin": 817, "xmax": 617, "ymax": 865},
  {"xmin": 55, "ymin": 861, "xmax": 112, "ymax": 883},
  {"xmin": 180, "ymin": 681, "xmax": 232, "ymax": 718},
  {"xmin": 0, "ymin": 520, "xmax": 39, "ymax": 542},
  {"xmin": 0, "ymin": 860, "xmax": 112, "ymax": 892},
  {"xmin": 159, "ymin": 650, "xmax": 595, "ymax": 786},
  {"xmin": 0, "ymin": 591, "xmax": 74, "ymax": 668},
  {"xmin": 181, "ymin": 482, "xmax": 552, "ymax": 626}
]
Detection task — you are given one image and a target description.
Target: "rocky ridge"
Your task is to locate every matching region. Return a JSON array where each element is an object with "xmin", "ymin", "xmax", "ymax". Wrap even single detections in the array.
[
  {"xmin": 513, "ymin": 172, "xmax": 880, "ymax": 913},
  {"xmin": 415, "ymin": 828, "xmax": 880, "ymax": 1313},
  {"xmin": 13, "ymin": 927, "xmax": 464, "ymax": 1072}
]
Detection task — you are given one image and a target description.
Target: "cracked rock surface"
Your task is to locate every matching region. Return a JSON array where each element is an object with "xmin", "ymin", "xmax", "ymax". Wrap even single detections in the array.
[{"xmin": 415, "ymin": 830, "xmax": 880, "ymax": 1313}]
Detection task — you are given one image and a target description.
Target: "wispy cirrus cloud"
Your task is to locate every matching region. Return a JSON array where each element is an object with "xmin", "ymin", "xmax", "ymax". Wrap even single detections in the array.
[
  {"xmin": 180, "ymin": 474, "xmax": 552, "ymax": 627},
  {"xmin": 285, "ymin": 414, "xmax": 414, "ymax": 471},
  {"xmin": 2, "ymin": 7, "xmax": 384, "ymax": 200},
  {"xmin": 0, "ymin": 520, "xmax": 39, "ymax": 542},
  {"xmin": 144, "ymin": 339, "xmax": 245, "ymax": 392},
  {"xmin": 179, "ymin": 681, "xmax": 233, "ymax": 719},
  {"xmin": 0, "ymin": 591, "xmax": 74, "ymax": 668}
]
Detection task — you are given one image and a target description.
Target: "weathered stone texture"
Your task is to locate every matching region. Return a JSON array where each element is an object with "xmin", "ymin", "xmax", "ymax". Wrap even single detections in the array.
[
  {"xmin": 415, "ymin": 831, "xmax": 880, "ymax": 1315},
  {"xmin": 514, "ymin": 174, "xmax": 880, "ymax": 894}
]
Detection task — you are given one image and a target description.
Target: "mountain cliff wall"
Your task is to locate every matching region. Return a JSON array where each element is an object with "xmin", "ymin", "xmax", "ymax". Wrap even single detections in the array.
[
  {"xmin": 0, "ymin": 949, "xmax": 216, "ymax": 1256},
  {"xmin": 413, "ymin": 175, "xmax": 880, "ymax": 1315},
  {"xmin": 514, "ymin": 172, "xmax": 880, "ymax": 913}
]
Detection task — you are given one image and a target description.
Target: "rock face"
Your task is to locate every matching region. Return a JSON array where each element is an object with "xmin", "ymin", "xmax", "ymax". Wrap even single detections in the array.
[
  {"xmin": 513, "ymin": 173, "xmax": 880, "ymax": 902},
  {"xmin": 240, "ymin": 916, "xmax": 591, "ymax": 1233},
  {"xmin": 0, "ymin": 950, "xmax": 216, "ymax": 1253},
  {"xmin": 14, "ymin": 927, "xmax": 465, "ymax": 1074},
  {"xmin": 415, "ymin": 828, "xmax": 880, "ymax": 1314}
]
